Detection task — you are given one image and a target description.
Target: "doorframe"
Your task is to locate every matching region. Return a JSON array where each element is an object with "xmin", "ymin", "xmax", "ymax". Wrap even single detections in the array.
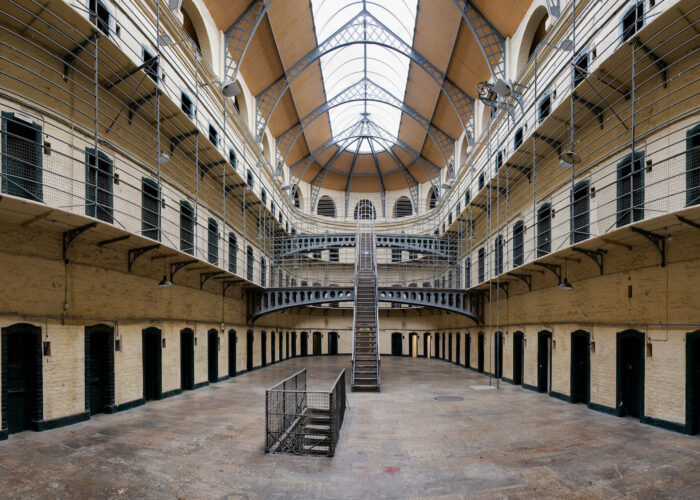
[
  {"xmin": 537, "ymin": 330, "xmax": 552, "ymax": 393},
  {"xmin": 1, "ymin": 323, "xmax": 43, "ymax": 434},
  {"xmin": 228, "ymin": 329, "xmax": 237, "ymax": 377},
  {"xmin": 616, "ymin": 329, "xmax": 645, "ymax": 419},
  {"xmin": 85, "ymin": 324, "xmax": 115, "ymax": 414},
  {"xmin": 208, "ymin": 328, "xmax": 219, "ymax": 381},
  {"xmin": 570, "ymin": 330, "xmax": 590, "ymax": 404},
  {"xmin": 180, "ymin": 327, "xmax": 195, "ymax": 389},
  {"xmin": 686, "ymin": 330, "xmax": 700, "ymax": 434},
  {"xmin": 142, "ymin": 327, "xmax": 162, "ymax": 401}
]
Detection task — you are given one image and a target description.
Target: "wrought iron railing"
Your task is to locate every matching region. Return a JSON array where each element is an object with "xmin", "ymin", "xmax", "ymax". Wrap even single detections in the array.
[{"xmin": 265, "ymin": 368, "xmax": 346, "ymax": 457}]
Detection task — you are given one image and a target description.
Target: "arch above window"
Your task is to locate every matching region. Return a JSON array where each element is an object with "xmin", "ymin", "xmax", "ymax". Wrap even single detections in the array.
[
  {"xmin": 354, "ymin": 199, "xmax": 375, "ymax": 220},
  {"xmin": 393, "ymin": 196, "xmax": 412, "ymax": 218},
  {"xmin": 317, "ymin": 195, "xmax": 336, "ymax": 217}
]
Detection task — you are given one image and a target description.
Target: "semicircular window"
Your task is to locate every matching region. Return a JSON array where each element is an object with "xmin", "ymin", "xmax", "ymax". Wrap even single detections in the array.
[
  {"xmin": 393, "ymin": 196, "xmax": 412, "ymax": 217},
  {"xmin": 317, "ymin": 195, "xmax": 336, "ymax": 217}
]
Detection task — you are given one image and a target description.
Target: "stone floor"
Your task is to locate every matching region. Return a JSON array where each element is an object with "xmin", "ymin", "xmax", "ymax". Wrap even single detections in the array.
[{"xmin": 1, "ymin": 356, "xmax": 699, "ymax": 499}]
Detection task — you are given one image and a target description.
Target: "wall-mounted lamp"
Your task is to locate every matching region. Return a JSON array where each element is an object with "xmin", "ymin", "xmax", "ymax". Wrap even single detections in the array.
[
  {"xmin": 590, "ymin": 341, "xmax": 596, "ymax": 353},
  {"xmin": 162, "ymin": 338, "xmax": 167, "ymax": 348}
]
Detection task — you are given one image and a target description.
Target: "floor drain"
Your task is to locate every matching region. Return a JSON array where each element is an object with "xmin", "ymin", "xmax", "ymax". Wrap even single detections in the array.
[{"xmin": 434, "ymin": 396, "xmax": 463, "ymax": 401}]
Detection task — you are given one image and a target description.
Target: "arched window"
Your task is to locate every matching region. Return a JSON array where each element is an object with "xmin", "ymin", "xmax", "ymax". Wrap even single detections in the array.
[
  {"xmin": 262, "ymin": 135, "xmax": 271, "ymax": 164},
  {"xmin": 478, "ymin": 247, "xmax": 485, "ymax": 283},
  {"xmin": 292, "ymin": 186, "xmax": 301, "ymax": 209},
  {"xmin": 317, "ymin": 195, "xmax": 336, "ymax": 217},
  {"xmin": 513, "ymin": 220, "xmax": 524, "ymax": 267},
  {"xmin": 246, "ymin": 245, "xmax": 254, "ymax": 281},
  {"xmin": 141, "ymin": 177, "xmax": 160, "ymax": 241},
  {"xmin": 85, "ymin": 148, "xmax": 113, "ymax": 223},
  {"xmin": 228, "ymin": 233, "xmax": 237, "ymax": 273},
  {"xmin": 537, "ymin": 203, "xmax": 552, "ymax": 256},
  {"xmin": 354, "ymin": 199, "xmax": 376, "ymax": 220},
  {"xmin": 179, "ymin": 0, "xmax": 214, "ymax": 66},
  {"xmin": 427, "ymin": 187, "xmax": 438, "ymax": 210},
  {"xmin": 393, "ymin": 196, "xmax": 412, "ymax": 217},
  {"xmin": 494, "ymin": 235, "xmax": 504, "ymax": 275},
  {"xmin": 617, "ymin": 151, "xmax": 645, "ymax": 227},
  {"xmin": 260, "ymin": 256, "xmax": 266, "ymax": 287},
  {"xmin": 571, "ymin": 180, "xmax": 590, "ymax": 243},
  {"xmin": 180, "ymin": 200, "xmax": 194, "ymax": 255},
  {"xmin": 517, "ymin": 6, "xmax": 549, "ymax": 72},
  {"xmin": 207, "ymin": 218, "xmax": 218, "ymax": 265}
]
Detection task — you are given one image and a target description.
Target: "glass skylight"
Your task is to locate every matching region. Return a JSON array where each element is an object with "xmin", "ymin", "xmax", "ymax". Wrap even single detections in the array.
[{"xmin": 311, "ymin": 0, "xmax": 418, "ymax": 153}]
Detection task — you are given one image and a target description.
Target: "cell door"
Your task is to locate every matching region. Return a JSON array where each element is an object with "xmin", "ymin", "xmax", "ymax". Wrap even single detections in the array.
[
  {"xmin": 292, "ymin": 332, "xmax": 297, "ymax": 357},
  {"xmin": 465, "ymin": 334, "xmax": 471, "ymax": 368},
  {"xmin": 246, "ymin": 331, "xmax": 254, "ymax": 371},
  {"xmin": 495, "ymin": 332, "xmax": 503, "ymax": 379},
  {"xmin": 313, "ymin": 332, "xmax": 322, "ymax": 356},
  {"xmin": 448, "ymin": 334, "xmax": 453, "ymax": 362},
  {"xmin": 537, "ymin": 331, "xmax": 551, "ymax": 393},
  {"xmin": 435, "ymin": 334, "xmax": 440, "ymax": 360},
  {"xmin": 300, "ymin": 332, "xmax": 307, "ymax": 357},
  {"xmin": 328, "ymin": 332, "xmax": 338, "ymax": 355},
  {"xmin": 228, "ymin": 331, "xmax": 237, "ymax": 377},
  {"xmin": 571, "ymin": 331, "xmax": 590, "ymax": 404},
  {"xmin": 391, "ymin": 333, "xmax": 402, "ymax": 356},
  {"xmin": 513, "ymin": 332, "xmax": 524, "ymax": 385},
  {"xmin": 423, "ymin": 333, "xmax": 429, "ymax": 358},
  {"xmin": 456, "ymin": 334, "xmax": 460, "ymax": 365},
  {"xmin": 278, "ymin": 333, "xmax": 283, "ymax": 361},
  {"xmin": 142, "ymin": 328, "xmax": 162, "ymax": 401},
  {"xmin": 180, "ymin": 329, "xmax": 194, "ymax": 390},
  {"xmin": 618, "ymin": 330, "xmax": 644, "ymax": 418},
  {"xmin": 261, "ymin": 332, "xmax": 267, "ymax": 367},
  {"xmin": 477, "ymin": 334, "xmax": 484, "ymax": 373},
  {"xmin": 208, "ymin": 330, "xmax": 218, "ymax": 382},
  {"xmin": 271, "ymin": 332, "xmax": 276, "ymax": 363},
  {"xmin": 687, "ymin": 331, "xmax": 700, "ymax": 434},
  {"xmin": 2, "ymin": 325, "xmax": 42, "ymax": 434},
  {"xmin": 86, "ymin": 327, "xmax": 113, "ymax": 415}
]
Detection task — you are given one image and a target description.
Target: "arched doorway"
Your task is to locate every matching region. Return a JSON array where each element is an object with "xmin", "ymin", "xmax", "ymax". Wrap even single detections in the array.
[
  {"xmin": 181, "ymin": 328, "xmax": 195, "ymax": 390},
  {"xmin": 142, "ymin": 327, "xmax": 162, "ymax": 401},
  {"xmin": 391, "ymin": 333, "xmax": 402, "ymax": 356},
  {"xmin": 328, "ymin": 332, "xmax": 338, "ymax": 355},
  {"xmin": 228, "ymin": 330, "xmax": 237, "ymax": 377},
  {"xmin": 513, "ymin": 332, "xmax": 524, "ymax": 385},
  {"xmin": 261, "ymin": 331, "xmax": 267, "ymax": 367},
  {"xmin": 494, "ymin": 331, "xmax": 503, "ymax": 379},
  {"xmin": 409, "ymin": 332, "xmax": 418, "ymax": 357},
  {"xmin": 85, "ymin": 324, "xmax": 115, "ymax": 415},
  {"xmin": 312, "ymin": 332, "xmax": 322, "ymax": 355},
  {"xmin": 538, "ymin": 331, "xmax": 552, "ymax": 393},
  {"xmin": 687, "ymin": 330, "xmax": 700, "ymax": 434},
  {"xmin": 208, "ymin": 329, "xmax": 219, "ymax": 382},
  {"xmin": 617, "ymin": 329, "xmax": 644, "ymax": 418},
  {"xmin": 477, "ymin": 332, "xmax": 485, "ymax": 372},
  {"xmin": 246, "ymin": 330, "xmax": 254, "ymax": 371},
  {"xmin": 1, "ymin": 323, "xmax": 42, "ymax": 434},
  {"xmin": 571, "ymin": 330, "xmax": 590, "ymax": 404},
  {"xmin": 301, "ymin": 331, "xmax": 308, "ymax": 356}
]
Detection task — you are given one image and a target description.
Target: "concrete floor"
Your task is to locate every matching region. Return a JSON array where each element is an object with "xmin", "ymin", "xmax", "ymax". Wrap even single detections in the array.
[{"xmin": 1, "ymin": 356, "xmax": 699, "ymax": 499}]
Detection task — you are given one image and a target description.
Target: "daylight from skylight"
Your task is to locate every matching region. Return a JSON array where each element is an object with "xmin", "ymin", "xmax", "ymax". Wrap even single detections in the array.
[{"xmin": 311, "ymin": 0, "xmax": 418, "ymax": 153}]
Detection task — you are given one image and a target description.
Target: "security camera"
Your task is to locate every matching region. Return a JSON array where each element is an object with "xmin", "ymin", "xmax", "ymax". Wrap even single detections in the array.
[{"xmin": 222, "ymin": 80, "xmax": 241, "ymax": 98}]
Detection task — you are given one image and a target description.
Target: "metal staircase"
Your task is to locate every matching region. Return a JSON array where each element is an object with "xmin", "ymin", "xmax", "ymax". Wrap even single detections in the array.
[{"xmin": 351, "ymin": 215, "xmax": 380, "ymax": 392}]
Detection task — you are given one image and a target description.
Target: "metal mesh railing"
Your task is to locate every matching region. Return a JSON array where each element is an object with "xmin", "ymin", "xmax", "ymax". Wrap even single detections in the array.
[{"xmin": 265, "ymin": 368, "xmax": 346, "ymax": 457}]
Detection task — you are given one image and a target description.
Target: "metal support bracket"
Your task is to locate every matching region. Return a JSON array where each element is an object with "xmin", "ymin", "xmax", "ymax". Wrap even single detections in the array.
[
  {"xmin": 63, "ymin": 222, "xmax": 97, "ymax": 262},
  {"xmin": 170, "ymin": 130, "xmax": 199, "ymax": 154},
  {"xmin": 573, "ymin": 93, "xmax": 604, "ymax": 128},
  {"xmin": 200, "ymin": 271, "xmax": 226, "ymax": 289},
  {"xmin": 128, "ymin": 244, "xmax": 159, "ymax": 272},
  {"xmin": 505, "ymin": 162, "xmax": 531, "ymax": 181},
  {"xmin": 533, "ymin": 262, "xmax": 562, "ymax": 284},
  {"xmin": 634, "ymin": 38, "xmax": 667, "ymax": 88},
  {"xmin": 97, "ymin": 234, "xmax": 130, "ymax": 247},
  {"xmin": 497, "ymin": 281, "xmax": 509, "ymax": 298},
  {"xmin": 472, "ymin": 202, "xmax": 490, "ymax": 215},
  {"xmin": 200, "ymin": 160, "xmax": 226, "ymax": 178},
  {"xmin": 677, "ymin": 215, "xmax": 700, "ymax": 230},
  {"xmin": 507, "ymin": 273, "xmax": 532, "ymax": 291},
  {"xmin": 170, "ymin": 259, "xmax": 198, "ymax": 281},
  {"xmin": 631, "ymin": 226, "xmax": 666, "ymax": 267},
  {"xmin": 490, "ymin": 184, "xmax": 507, "ymax": 195},
  {"xmin": 127, "ymin": 90, "xmax": 159, "ymax": 124},
  {"xmin": 225, "ymin": 183, "xmax": 247, "ymax": 194},
  {"xmin": 223, "ymin": 279, "xmax": 244, "ymax": 295},
  {"xmin": 533, "ymin": 133, "xmax": 562, "ymax": 155},
  {"xmin": 572, "ymin": 247, "xmax": 606, "ymax": 274}
]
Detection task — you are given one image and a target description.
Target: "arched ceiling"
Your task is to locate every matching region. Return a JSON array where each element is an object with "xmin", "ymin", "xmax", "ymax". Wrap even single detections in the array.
[{"xmin": 204, "ymin": 0, "xmax": 532, "ymax": 199}]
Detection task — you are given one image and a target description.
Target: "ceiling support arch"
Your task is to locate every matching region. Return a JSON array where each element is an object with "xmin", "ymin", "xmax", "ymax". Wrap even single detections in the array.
[
  {"xmin": 275, "ymin": 77, "xmax": 455, "ymax": 171},
  {"xmin": 452, "ymin": 0, "xmax": 506, "ymax": 83},
  {"xmin": 254, "ymin": 9, "xmax": 475, "ymax": 143},
  {"xmin": 224, "ymin": 0, "xmax": 272, "ymax": 85}
]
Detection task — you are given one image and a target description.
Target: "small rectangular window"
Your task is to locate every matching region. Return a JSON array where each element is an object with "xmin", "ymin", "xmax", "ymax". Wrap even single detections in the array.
[
  {"xmin": 464, "ymin": 189, "xmax": 471, "ymax": 206},
  {"xmin": 329, "ymin": 248, "xmax": 339, "ymax": 262},
  {"xmin": 261, "ymin": 188, "xmax": 267, "ymax": 205},
  {"xmin": 621, "ymin": 2, "xmax": 644, "ymax": 42},
  {"xmin": 142, "ymin": 47, "xmax": 159, "ymax": 82},
  {"xmin": 229, "ymin": 149, "xmax": 237, "ymax": 170},
  {"xmin": 246, "ymin": 170, "xmax": 254, "ymax": 188},
  {"xmin": 573, "ymin": 52, "xmax": 589, "ymax": 88},
  {"xmin": 208, "ymin": 124, "xmax": 218, "ymax": 147},
  {"xmin": 538, "ymin": 93, "xmax": 551, "ymax": 124},
  {"xmin": 89, "ymin": 0, "xmax": 111, "ymax": 37},
  {"xmin": 514, "ymin": 126, "xmax": 524, "ymax": 149},
  {"xmin": 478, "ymin": 248, "xmax": 485, "ymax": 283},
  {"xmin": 2, "ymin": 112, "xmax": 43, "ymax": 202},
  {"xmin": 228, "ymin": 233, "xmax": 237, "ymax": 273},
  {"xmin": 181, "ymin": 92, "xmax": 193, "ymax": 119},
  {"xmin": 495, "ymin": 150, "xmax": 503, "ymax": 170},
  {"xmin": 207, "ymin": 218, "xmax": 218, "ymax": 265},
  {"xmin": 478, "ymin": 173, "xmax": 485, "ymax": 190}
]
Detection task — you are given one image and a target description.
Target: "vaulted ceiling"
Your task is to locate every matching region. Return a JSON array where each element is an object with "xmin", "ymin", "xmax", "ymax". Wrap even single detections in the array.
[{"xmin": 203, "ymin": 0, "xmax": 532, "ymax": 194}]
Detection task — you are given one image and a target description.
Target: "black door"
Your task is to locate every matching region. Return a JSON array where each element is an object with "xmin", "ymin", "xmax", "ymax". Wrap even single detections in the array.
[
  {"xmin": 537, "ymin": 331, "xmax": 551, "ymax": 393},
  {"xmin": 448, "ymin": 334, "xmax": 453, "ymax": 362},
  {"xmin": 142, "ymin": 328, "xmax": 162, "ymax": 401},
  {"xmin": 465, "ymin": 334, "xmax": 471, "ymax": 368},
  {"xmin": 328, "ymin": 332, "xmax": 338, "ymax": 355},
  {"xmin": 435, "ymin": 333, "xmax": 440, "ymax": 360},
  {"xmin": 208, "ymin": 330, "xmax": 218, "ymax": 382},
  {"xmin": 391, "ymin": 333, "xmax": 402, "ymax": 356},
  {"xmin": 687, "ymin": 331, "xmax": 700, "ymax": 434},
  {"xmin": 2, "ymin": 324, "xmax": 42, "ymax": 434},
  {"xmin": 271, "ymin": 332, "xmax": 276, "ymax": 363},
  {"xmin": 442, "ymin": 333, "xmax": 446, "ymax": 359},
  {"xmin": 286, "ymin": 332, "xmax": 291, "ymax": 358},
  {"xmin": 301, "ymin": 332, "xmax": 308, "ymax": 356},
  {"xmin": 494, "ymin": 332, "xmax": 503, "ymax": 379},
  {"xmin": 571, "ymin": 331, "xmax": 590, "ymax": 404},
  {"xmin": 423, "ymin": 333, "xmax": 429, "ymax": 358},
  {"xmin": 86, "ymin": 326, "xmax": 113, "ymax": 415},
  {"xmin": 292, "ymin": 332, "xmax": 297, "ymax": 357},
  {"xmin": 313, "ymin": 332, "xmax": 322, "ymax": 356},
  {"xmin": 456, "ymin": 334, "xmax": 460, "ymax": 364},
  {"xmin": 261, "ymin": 332, "xmax": 267, "ymax": 367},
  {"xmin": 246, "ymin": 331, "xmax": 254, "ymax": 371},
  {"xmin": 617, "ymin": 330, "xmax": 644, "ymax": 418},
  {"xmin": 513, "ymin": 332, "xmax": 524, "ymax": 385},
  {"xmin": 278, "ymin": 333, "xmax": 283, "ymax": 361},
  {"xmin": 181, "ymin": 329, "xmax": 194, "ymax": 389},
  {"xmin": 228, "ymin": 330, "xmax": 237, "ymax": 377},
  {"xmin": 477, "ymin": 333, "xmax": 484, "ymax": 373}
]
